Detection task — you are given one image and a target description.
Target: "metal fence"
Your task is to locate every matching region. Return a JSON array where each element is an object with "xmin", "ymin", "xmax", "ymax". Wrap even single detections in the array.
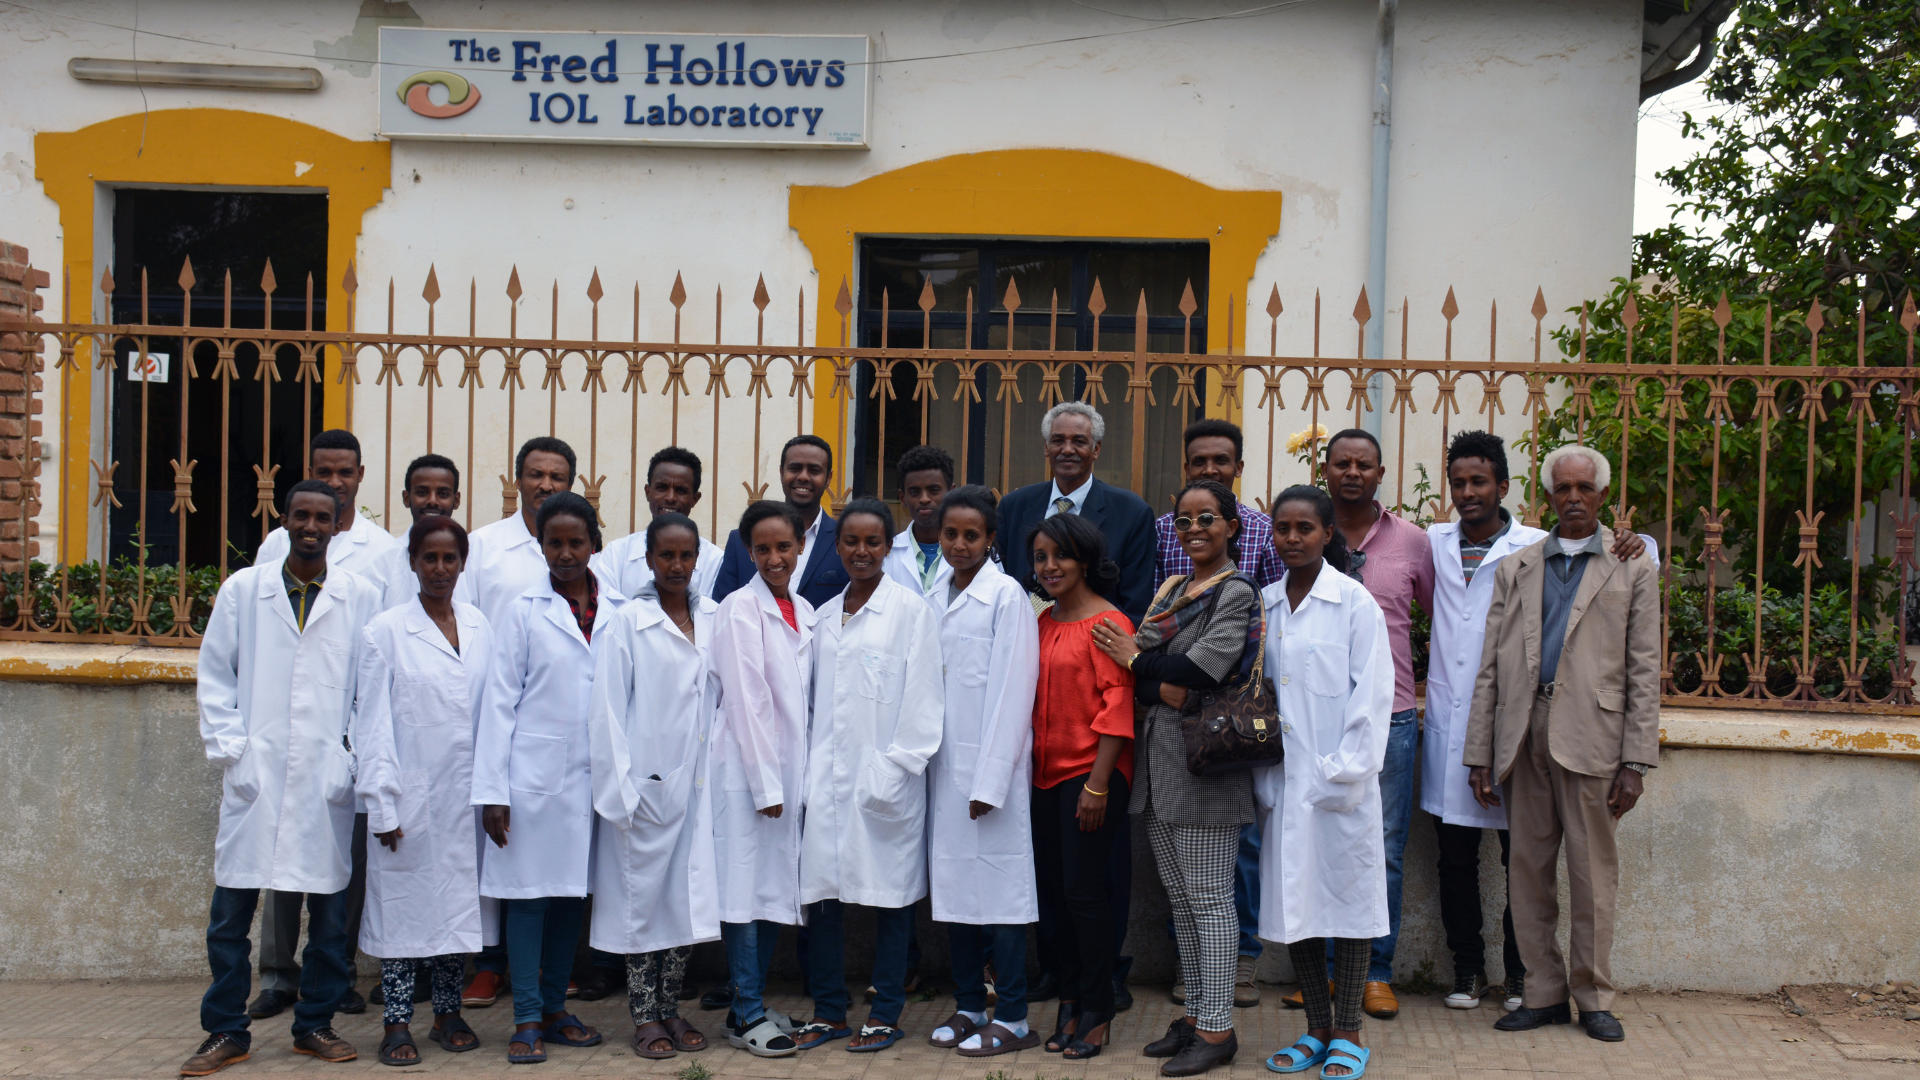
[{"xmin": 1, "ymin": 259, "xmax": 1914, "ymax": 716}]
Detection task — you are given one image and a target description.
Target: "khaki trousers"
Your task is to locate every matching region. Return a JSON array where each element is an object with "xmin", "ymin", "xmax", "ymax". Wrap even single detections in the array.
[{"xmin": 1507, "ymin": 693, "xmax": 1619, "ymax": 1013}]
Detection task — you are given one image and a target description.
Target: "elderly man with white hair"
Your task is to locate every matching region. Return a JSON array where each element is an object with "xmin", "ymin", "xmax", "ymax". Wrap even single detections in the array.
[{"xmin": 1461, "ymin": 443, "xmax": 1660, "ymax": 1046}]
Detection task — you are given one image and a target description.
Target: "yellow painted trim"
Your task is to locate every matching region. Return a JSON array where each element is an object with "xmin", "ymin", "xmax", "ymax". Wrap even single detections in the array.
[
  {"xmin": 789, "ymin": 150, "xmax": 1281, "ymax": 491},
  {"xmin": 34, "ymin": 109, "xmax": 390, "ymax": 563},
  {"xmin": 0, "ymin": 641, "xmax": 197, "ymax": 684}
]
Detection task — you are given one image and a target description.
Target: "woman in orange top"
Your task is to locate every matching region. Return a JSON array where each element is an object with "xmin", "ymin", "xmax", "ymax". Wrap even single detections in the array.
[{"xmin": 1026, "ymin": 512, "xmax": 1135, "ymax": 1061}]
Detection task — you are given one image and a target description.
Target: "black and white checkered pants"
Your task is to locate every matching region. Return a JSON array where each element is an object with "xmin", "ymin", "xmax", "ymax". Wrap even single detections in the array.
[
  {"xmin": 1287, "ymin": 936, "xmax": 1371, "ymax": 1031},
  {"xmin": 1145, "ymin": 813, "xmax": 1242, "ymax": 1032},
  {"xmin": 626, "ymin": 946, "xmax": 691, "ymax": 1025},
  {"xmin": 379, "ymin": 955, "xmax": 465, "ymax": 1027}
]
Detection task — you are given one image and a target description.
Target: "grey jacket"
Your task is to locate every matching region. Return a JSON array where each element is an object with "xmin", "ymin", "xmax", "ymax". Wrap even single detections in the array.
[{"xmin": 1128, "ymin": 574, "xmax": 1261, "ymax": 826}]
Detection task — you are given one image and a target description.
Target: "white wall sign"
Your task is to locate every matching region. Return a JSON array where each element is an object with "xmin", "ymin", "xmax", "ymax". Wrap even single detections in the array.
[
  {"xmin": 378, "ymin": 28, "xmax": 871, "ymax": 149},
  {"xmin": 126, "ymin": 352, "xmax": 169, "ymax": 383}
]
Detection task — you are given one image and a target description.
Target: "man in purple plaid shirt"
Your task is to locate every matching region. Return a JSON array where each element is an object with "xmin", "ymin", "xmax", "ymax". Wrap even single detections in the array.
[{"xmin": 1151, "ymin": 418, "xmax": 1279, "ymax": 1010}]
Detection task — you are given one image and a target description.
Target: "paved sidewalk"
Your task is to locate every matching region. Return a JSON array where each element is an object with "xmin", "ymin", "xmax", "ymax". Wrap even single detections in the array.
[{"xmin": 3, "ymin": 978, "xmax": 1916, "ymax": 1078}]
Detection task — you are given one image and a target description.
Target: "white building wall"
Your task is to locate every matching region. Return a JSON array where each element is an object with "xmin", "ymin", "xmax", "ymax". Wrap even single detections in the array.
[{"xmin": 0, "ymin": 0, "xmax": 1639, "ymax": 541}]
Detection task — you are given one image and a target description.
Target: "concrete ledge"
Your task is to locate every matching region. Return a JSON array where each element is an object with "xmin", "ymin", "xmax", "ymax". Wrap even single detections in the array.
[{"xmin": 0, "ymin": 641, "xmax": 197, "ymax": 684}]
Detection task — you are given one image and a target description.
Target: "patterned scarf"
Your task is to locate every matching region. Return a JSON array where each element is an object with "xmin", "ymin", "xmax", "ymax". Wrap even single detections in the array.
[{"xmin": 1134, "ymin": 565, "xmax": 1263, "ymax": 683}]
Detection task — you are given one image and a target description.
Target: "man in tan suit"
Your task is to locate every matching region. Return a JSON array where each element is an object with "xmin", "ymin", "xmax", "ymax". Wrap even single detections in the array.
[{"xmin": 1463, "ymin": 444, "xmax": 1659, "ymax": 1044}]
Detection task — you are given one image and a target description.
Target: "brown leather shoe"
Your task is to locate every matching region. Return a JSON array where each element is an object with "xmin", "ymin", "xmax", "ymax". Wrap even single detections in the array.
[
  {"xmin": 1280, "ymin": 980, "xmax": 1335, "ymax": 1009},
  {"xmin": 291, "ymin": 1027, "xmax": 359, "ymax": 1063},
  {"xmin": 179, "ymin": 1033, "xmax": 249, "ymax": 1076},
  {"xmin": 1363, "ymin": 980, "xmax": 1399, "ymax": 1019}
]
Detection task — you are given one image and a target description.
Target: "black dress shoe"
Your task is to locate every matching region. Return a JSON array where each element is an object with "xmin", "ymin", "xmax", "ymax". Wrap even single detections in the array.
[
  {"xmin": 1113, "ymin": 977, "xmax": 1134, "ymax": 1012},
  {"xmin": 574, "ymin": 966, "xmax": 621, "ymax": 1001},
  {"xmin": 367, "ymin": 982, "xmax": 384, "ymax": 1006},
  {"xmin": 1160, "ymin": 1029, "xmax": 1237, "ymax": 1076},
  {"xmin": 699, "ymin": 985, "xmax": 735, "ymax": 1010},
  {"xmin": 1144, "ymin": 1018, "xmax": 1197, "ymax": 1057},
  {"xmin": 1029, "ymin": 971, "xmax": 1060, "ymax": 1003},
  {"xmin": 677, "ymin": 982, "xmax": 699, "ymax": 1000},
  {"xmin": 247, "ymin": 989, "xmax": 294, "ymax": 1019},
  {"xmin": 1494, "ymin": 1001, "xmax": 1572, "ymax": 1031},
  {"xmin": 337, "ymin": 987, "xmax": 367, "ymax": 1015},
  {"xmin": 1581, "ymin": 1010, "xmax": 1625, "ymax": 1042}
]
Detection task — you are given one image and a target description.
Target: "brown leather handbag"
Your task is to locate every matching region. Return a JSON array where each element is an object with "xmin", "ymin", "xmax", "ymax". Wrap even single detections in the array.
[{"xmin": 1179, "ymin": 590, "xmax": 1284, "ymax": 776}]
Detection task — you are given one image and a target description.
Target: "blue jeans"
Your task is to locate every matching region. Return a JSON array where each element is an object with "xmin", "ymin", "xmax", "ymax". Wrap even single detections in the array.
[
  {"xmin": 202, "ymin": 885, "xmax": 352, "ymax": 1048},
  {"xmin": 948, "ymin": 922, "xmax": 1029, "ymax": 1023},
  {"xmin": 503, "ymin": 896, "xmax": 586, "ymax": 1024},
  {"xmin": 804, "ymin": 899, "xmax": 914, "ymax": 1027},
  {"xmin": 723, "ymin": 919, "xmax": 782, "ymax": 1027},
  {"xmin": 1367, "ymin": 709, "xmax": 1420, "ymax": 981},
  {"xmin": 1235, "ymin": 819, "xmax": 1263, "ymax": 959}
]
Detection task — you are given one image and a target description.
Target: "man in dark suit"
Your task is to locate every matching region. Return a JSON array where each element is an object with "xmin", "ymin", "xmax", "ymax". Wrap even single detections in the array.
[
  {"xmin": 711, "ymin": 434, "xmax": 851, "ymax": 609},
  {"xmin": 995, "ymin": 400, "xmax": 1157, "ymax": 625},
  {"xmin": 994, "ymin": 399, "xmax": 1155, "ymax": 1010}
]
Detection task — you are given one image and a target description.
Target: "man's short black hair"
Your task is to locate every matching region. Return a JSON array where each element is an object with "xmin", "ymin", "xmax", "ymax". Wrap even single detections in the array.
[
  {"xmin": 1325, "ymin": 427, "xmax": 1382, "ymax": 464},
  {"xmin": 285, "ymin": 478, "xmax": 343, "ymax": 516},
  {"xmin": 515, "ymin": 436, "xmax": 577, "ymax": 483},
  {"xmin": 403, "ymin": 453, "xmax": 460, "ymax": 490},
  {"xmin": 897, "ymin": 444, "xmax": 954, "ymax": 488},
  {"xmin": 781, "ymin": 433, "xmax": 834, "ymax": 473},
  {"xmin": 1181, "ymin": 418, "xmax": 1244, "ymax": 461},
  {"xmin": 310, "ymin": 429, "xmax": 362, "ymax": 465},
  {"xmin": 647, "ymin": 446, "xmax": 704, "ymax": 492},
  {"xmin": 1447, "ymin": 429, "xmax": 1510, "ymax": 484}
]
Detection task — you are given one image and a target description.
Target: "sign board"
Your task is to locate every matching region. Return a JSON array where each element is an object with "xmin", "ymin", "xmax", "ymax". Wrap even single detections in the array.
[
  {"xmin": 126, "ymin": 352, "xmax": 169, "ymax": 383},
  {"xmin": 378, "ymin": 28, "xmax": 871, "ymax": 149}
]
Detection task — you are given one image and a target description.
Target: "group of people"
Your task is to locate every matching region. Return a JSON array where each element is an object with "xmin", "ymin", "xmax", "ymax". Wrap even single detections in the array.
[{"xmin": 184, "ymin": 395, "xmax": 1662, "ymax": 1080}]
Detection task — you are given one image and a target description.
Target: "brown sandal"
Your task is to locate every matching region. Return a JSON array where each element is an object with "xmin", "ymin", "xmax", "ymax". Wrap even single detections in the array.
[
  {"xmin": 956, "ymin": 1021, "xmax": 1043, "ymax": 1057},
  {"xmin": 928, "ymin": 1011, "xmax": 983, "ymax": 1048},
  {"xmin": 662, "ymin": 1017, "xmax": 707, "ymax": 1053},
  {"xmin": 631, "ymin": 1021, "xmax": 676, "ymax": 1059}
]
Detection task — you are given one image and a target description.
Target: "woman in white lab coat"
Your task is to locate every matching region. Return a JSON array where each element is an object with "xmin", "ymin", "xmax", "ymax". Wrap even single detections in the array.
[
  {"xmin": 924, "ymin": 486, "xmax": 1042, "ymax": 1057},
  {"xmin": 794, "ymin": 499, "xmax": 943, "ymax": 1055},
  {"xmin": 1255, "ymin": 485, "xmax": 1395, "ymax": 1080},
  {"xmin": 708, "ymin": 500, "xmax": 815, "ymax": 1059},
  {"xmin": 471, "ymin": 492, "xmax": 627, "ymax": 1064},
  {"xmin": 588, "ymin": 512, "xmax": 721, "ymax": 1060},
  {"xmin": 353, "ymin": 515, "xmax": 491, "ymax": 1064}
]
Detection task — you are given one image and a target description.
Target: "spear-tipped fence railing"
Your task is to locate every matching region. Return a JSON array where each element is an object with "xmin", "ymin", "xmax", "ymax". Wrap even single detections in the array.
[{"xmin": 0, "ymin": 260, "xmax": 1913, "ymax": 715}]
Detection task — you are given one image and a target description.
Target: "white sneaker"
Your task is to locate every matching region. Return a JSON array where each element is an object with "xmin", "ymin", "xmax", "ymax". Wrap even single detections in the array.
[
  {"xmin": 1445, "ymin": 970, "xmax": 1488, "ymax": 1010},
  {"xmin": 1504, "ymin": 971, "xmax": 1525, "ymax": 1012}
]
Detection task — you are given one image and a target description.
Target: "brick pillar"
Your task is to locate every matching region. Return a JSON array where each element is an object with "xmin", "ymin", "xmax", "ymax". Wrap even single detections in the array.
[{"xmin": 0, "ymin": 241, "xmax": 48, "ymax": 565}]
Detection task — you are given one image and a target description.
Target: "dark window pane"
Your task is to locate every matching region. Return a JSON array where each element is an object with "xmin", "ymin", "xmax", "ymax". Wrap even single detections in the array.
[
  {"xmin": 992, "ymin": 253, "xmax": 1074, "ymax": 312},
  {"xmin": 1088, "ymin": 246, "xmax": 1208, "ymax": 318},
  {"xmin": 863, "ymin": 246, "xmax": 979, "ymax": 312}
]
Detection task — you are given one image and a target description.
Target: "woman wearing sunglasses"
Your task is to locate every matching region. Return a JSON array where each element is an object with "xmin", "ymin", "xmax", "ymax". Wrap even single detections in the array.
[{"xmin": 1091, "ymin": 480, "xmax": 1259, "ymax": 1077}]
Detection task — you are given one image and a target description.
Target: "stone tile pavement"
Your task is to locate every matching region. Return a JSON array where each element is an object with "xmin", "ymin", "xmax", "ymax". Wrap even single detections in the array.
[{"xmin": 2, "ymin": 978, "xmax": 1916, "ymax": 1079}]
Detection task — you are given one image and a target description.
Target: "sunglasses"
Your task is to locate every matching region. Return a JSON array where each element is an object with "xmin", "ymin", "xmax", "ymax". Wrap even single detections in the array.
[
  {"xmin": 1347, "ymin": 548, "xmax": 1368, "ymax": 583},
  {"xmin": 1174, "ymin": 512, "xmax": 1226, "ymax": 532}
]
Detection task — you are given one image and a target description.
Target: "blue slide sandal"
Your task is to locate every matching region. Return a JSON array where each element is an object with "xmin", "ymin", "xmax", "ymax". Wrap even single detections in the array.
[
  {"xmin": 1266, "ymin": 1033, "xmax": 1327, "ymax": 1073},
  {"xmin": 1320, "ymin": 1039, "xmax": 1370, "ymax": 1079}
]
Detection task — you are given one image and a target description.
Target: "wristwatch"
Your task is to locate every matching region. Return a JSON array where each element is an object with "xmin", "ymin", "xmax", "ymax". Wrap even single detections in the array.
[{"xmin": 1621, "ymin": 762, "xmax": 1650, "ymax": 776}]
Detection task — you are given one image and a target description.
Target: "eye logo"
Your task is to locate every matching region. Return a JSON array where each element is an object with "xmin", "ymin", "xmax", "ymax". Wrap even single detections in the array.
[{"xmin": 397, "ymin": 71, "xmax": 481, "ymax": 118}]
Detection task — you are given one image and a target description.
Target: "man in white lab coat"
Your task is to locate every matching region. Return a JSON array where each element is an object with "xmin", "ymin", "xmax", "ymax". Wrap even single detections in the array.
[
  {"xmin": 183, "ymin": 480, "xmax": 386, "ymax": 1077},
  {"xmin": 451, "ymin": 435, "xmax": 577, "ymax": 1008},
  {"xmin": 248, "ymin": 429, "xmax": 400, "ymax": 1021},
  {"xmin": 590, "ymin": 446, "xmax": 725, "ymax": 600},
  {"xmin": 370, "ymin": 453, "xmax": 464, "ymax": 611},
  {"xmin": 1421, "ymin": 431, "xmax": 1547, "ymax": 1013},
  {"xmin": 880, "ymin": 445, "xmax": 955, "ymax": 609}
]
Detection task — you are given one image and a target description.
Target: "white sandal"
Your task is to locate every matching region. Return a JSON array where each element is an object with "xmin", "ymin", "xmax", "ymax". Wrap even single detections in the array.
[{"xmin": 727, "ymin": 1016, "xmax": 798, "ymax": 1058}]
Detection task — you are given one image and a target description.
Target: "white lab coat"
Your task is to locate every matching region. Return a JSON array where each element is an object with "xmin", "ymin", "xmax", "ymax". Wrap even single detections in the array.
[
  {"xmin": 882, "ymin": 527, "xmax": 954, "ymax": 612},
  {"xmin": 927, "ymin": 561, "xmax": 1040, "ymax": 925},
  {"xmin": 1420, "ymin": 519, "xmax": 1547, "ymax": 830},
  {"xmin": 197, "ymin": 560, "xmax": 385, "ymax": 893},
  {"xmin": 587, "ymin": 587, "xmax": 723, "ymax": 954},
  {"xmin": 1254, "ymin": 561, "xmax": 1396, "ymax": 943},
  {"xmin": 454, "ymin": 513, "xmax": 550, "ymax": 625},
  {"xmin": 591, "ymin": 531, "xmax": 725, "ymax": 601},
  {"xmin": 709, "ymin": 574, "xmax": 814, "ymax": 925},
  {"xmin": 471, "ymin": 576, "xmax": 629, "ymax": 899},
  {"xmin": 802, "ymin": 575, "xmax": 945, "ymax": 910},
  {"xmin": 352, "ymin": 598, "xmax": 492, "ymax": 959},
  {"xmin": 257, "ymin": 513, "xmax": 404, "ymax": 608}
]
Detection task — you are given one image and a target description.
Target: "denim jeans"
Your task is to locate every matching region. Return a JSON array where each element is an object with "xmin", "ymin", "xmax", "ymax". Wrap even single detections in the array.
[
  {"xmin": 948, "ymin": 922, "xmax": 1029, "ymax": 1023},
  {"xmin": 503, "ymin": 896, "xmax": 586, "ymax": 1024},
  {"xmin": 203, "ymin": 885, "xmax": 352, "ymax": 1048},
  {"xmin": 804, "ymin": 899, "xmax": 914, "ymax": 1027},
  {"xmin": 1367, "ymin": 709, "xmax": 1421, "ymax": 981},
  {"xmin": 722, "ymin": 919, "xmax": 782, "ymax": 1027},
  {"xmin": 1235, "ymin": 818, "xmax": 1263, "ymax": 959}
]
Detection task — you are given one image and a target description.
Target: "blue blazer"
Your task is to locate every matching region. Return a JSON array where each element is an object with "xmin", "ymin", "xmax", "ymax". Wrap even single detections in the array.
[
  {"xmin": 710, "ymin": 509, "xmax": 851, "ymax": 610},
  {"xmin": 996, "ymin": 478, "xmax": 1157, "ymax": 626}
]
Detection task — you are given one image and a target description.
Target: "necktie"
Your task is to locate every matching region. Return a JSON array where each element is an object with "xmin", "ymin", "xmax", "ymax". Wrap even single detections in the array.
[{"xmin": 1054, "ymin": 496, "xmax": 1074, "ymax": 516}]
